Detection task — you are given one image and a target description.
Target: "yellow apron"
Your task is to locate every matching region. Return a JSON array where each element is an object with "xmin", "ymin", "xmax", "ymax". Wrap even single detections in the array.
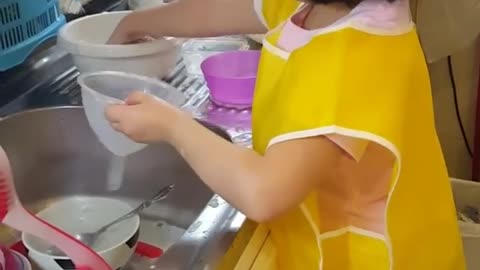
[{"xmin": 251, "ymin": 1, "xmax": 466, "ymax": 269}]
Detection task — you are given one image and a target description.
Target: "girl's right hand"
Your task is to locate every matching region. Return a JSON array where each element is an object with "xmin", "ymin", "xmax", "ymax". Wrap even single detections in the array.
[
  {"xmin": 108, "ymin": 0, "xmax": 266, "ymax": 44},
  {"xmin": 107, "ymin": 13, "xmax": 148, "ymax": 44},
  {"xmin": 105, "ymin": 91, "xmax": 186, "ymax": 144}
]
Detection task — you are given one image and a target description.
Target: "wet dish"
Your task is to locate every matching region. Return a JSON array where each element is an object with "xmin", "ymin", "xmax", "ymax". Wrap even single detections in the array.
[{"xmin": 22, "ymin": 197, "xmax": 140, "ymax": 270}]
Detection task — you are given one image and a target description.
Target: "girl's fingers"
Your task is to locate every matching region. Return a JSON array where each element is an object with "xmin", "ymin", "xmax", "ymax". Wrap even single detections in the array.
[
  {"xmin": 126, "ymin": 91, "xmax": 149, "ymax": 105},
  {"xmin": 105, "ymin": 104, "xmax": 127, "ymax": 122},
  {"xmin": 111, "ymin": 122, "xmax": 122, "ymax": 131}
]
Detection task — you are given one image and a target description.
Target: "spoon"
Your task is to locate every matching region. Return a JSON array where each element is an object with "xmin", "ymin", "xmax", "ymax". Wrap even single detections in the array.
[{"xmin": 75, "ymin": 184, "xmax": 175, "ymax": 247}]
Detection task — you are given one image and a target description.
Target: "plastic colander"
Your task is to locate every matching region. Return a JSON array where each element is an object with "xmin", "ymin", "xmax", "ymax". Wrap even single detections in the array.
[
  {"xmin": 0, "ymin": 0, "xmax": 66, "ymax": 71},
  {"xmin": 78, "ymin": 71, "xmax": 186, "ymax": 157},
  {"xmin": 201, "ymin": 50, "xmax": 260, "ymax": 108}
]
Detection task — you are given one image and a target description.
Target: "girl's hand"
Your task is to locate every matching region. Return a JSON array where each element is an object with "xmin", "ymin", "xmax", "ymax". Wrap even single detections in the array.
[
  {"xmin": 107, "ymin": 0, "xmax": 266, "ymax": 44},
  {"xmin": 105, "ymin": 91, "xmax": 185, "ymax": 143},
  {"xmin": 107, "ymin": 13, "xmax": 149, "ymax": 44}
]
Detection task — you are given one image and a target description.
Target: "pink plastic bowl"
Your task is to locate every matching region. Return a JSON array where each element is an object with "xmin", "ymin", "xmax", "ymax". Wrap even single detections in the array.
[{"xmin": 201, "ymin": 50, "xmax": 260, "ymax": 108}]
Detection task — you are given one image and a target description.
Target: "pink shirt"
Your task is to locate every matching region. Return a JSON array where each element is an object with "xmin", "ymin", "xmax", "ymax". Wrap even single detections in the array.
[{"xmin": 276, "ymin": 3, "xmax": 396, "ymax": 235}]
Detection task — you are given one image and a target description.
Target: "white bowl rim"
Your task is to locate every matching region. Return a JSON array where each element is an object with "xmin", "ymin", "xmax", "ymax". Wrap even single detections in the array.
[
  {"xmin": 11, "ymin": 250, "xmax": 32, "ymax": 270},
  {"xmin": 58, "ymin": 11, "xmax": 184, "ymax": 58},
  {"xmin": 21, "ymin": 197, "xmax": 140, "ymax": 258},
  {"xmin": 77, "ymin": 70, "xmax": 184, "ymax": 105}
]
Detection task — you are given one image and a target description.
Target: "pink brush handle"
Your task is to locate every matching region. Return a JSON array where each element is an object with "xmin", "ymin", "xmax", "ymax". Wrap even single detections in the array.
[
  {"xmin": 0, "ymin": 247, "xmax": 4, "ymax": 270},
  {"xmin": 4, "ymin": 204, "xmax": 111, "ymax": 270}
]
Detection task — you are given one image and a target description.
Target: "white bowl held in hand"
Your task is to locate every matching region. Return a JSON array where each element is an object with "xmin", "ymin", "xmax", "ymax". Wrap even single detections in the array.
[
  {"xmin": 58, "ymin": 11, "xmax": 183, "ymax": 78},
  {"xmin": 22, "ymin": 197, "xmax": 140, "ymax": 270},
  {"xmin": 78, "ymin": 71, "xmax": 186, "ymax": 157}
]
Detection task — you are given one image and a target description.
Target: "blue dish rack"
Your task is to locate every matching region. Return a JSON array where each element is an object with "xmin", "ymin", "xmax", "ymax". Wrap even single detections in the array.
[{"xmin": 0, "ymin": 0, "xmax": 66, "ymax": 71}]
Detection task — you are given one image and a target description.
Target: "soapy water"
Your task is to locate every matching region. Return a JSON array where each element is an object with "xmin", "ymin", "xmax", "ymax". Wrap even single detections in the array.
[
  {"xmin": 106, "ymin": 155, "xmax": 127, "ymax": 191},
  {"xmin": 35, "ymin": 197, "xmax": 137, "ymax": 257}
]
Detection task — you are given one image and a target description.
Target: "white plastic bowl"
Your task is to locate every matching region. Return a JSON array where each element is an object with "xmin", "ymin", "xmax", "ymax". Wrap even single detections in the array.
[
  {"xmin": 78, "ymin": 71, "xmax": 186, "ymax": 157},
  {"xmin": 57, "ymin": 11, "xmax": 182, "ymax": 78},
  {"xmin": 22, "ymin": 197, "xmax": 140, "ymax": 270}
]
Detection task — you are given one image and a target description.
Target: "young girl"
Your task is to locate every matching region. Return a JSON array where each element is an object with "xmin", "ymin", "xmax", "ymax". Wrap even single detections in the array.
[{"xmin": 106, "ymin": 0, "xmax": 466, "ymax": 269}]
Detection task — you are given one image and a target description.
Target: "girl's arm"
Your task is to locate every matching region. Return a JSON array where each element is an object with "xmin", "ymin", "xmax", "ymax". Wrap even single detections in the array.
[
  {"xmin": 109, "ymin": 0, "xmax": 267, "ymax": 43},
  {"xmin": 169, "ymin": 116, "xmax": 342, "ymax": 222},
  {"xmin": 106, "ymin": 92, "xmax": 342, "ymax": 222}
]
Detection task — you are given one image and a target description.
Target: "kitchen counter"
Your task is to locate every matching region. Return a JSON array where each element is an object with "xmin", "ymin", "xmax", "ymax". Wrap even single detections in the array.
[{"xmin": 217, "ymin": 223, "xmax": 277, "ymax": 270}]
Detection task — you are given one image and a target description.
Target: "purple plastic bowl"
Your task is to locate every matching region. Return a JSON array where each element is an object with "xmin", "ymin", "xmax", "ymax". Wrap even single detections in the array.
[{"xmin": 201, "ymin": 50, "xmax": 260, "ymax": 108}]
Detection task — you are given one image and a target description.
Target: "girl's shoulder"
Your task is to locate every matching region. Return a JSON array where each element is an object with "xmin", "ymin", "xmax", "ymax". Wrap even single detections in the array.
[
  {"xmin": 344, "ymin": 0, "xmax": 414, "ymax": 36},
  {"xmin": 254, "ymin": 0, "xmax": 301, "ymax": 30},
  {"xmin": 256, "ymin": 0, "xmax": 414, "ymax": 36}
]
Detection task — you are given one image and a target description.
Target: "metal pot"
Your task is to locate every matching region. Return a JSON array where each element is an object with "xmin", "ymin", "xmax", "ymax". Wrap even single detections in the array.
[{"xmin": 0, "ymin": 107, "xmax": 243, "ymax": 269}]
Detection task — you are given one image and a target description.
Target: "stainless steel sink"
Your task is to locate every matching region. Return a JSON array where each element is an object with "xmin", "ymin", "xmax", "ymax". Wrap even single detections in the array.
[
  {"xmin": 0, "ymin": 107, "xmax": 246, "ymax": 269},
  {"xmin": 0, "ymin": 14, "xmax": 253, "ymax": 266}
]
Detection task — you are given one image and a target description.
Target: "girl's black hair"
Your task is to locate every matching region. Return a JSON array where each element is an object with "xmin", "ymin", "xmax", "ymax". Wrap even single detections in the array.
[{"xmin": 310, "ymin": 0, "xmax": 397, "ymax": 7}]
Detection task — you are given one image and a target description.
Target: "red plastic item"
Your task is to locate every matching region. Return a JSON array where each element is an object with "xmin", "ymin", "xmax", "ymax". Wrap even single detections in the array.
[
  {"xmin": 9, "ymin": 241, "xmax": 27, "ymax": 258},
  {"xmin": 135, "ymin": 242, "xmax": 163, "ymax": 259}
]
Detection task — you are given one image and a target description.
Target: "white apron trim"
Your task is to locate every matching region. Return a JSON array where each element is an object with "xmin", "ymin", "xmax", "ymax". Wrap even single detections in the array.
[
  {"xmin": 268, "ymin": 125, "xmax": 401, "ymax": 270},
  {"xmin": 262, "ymin": 39, "xmax": 290, "ymax": 60},
  {"xmin": 317, "ymin": 226, "xmax": 386, "ymax": 241},
  {"xmin": 256, "ymin": 0, "xmax": 414, "ymax": 61},
  {"xmin": 300, "ymin": 203, "xmax": 324, "ymax": 270}
]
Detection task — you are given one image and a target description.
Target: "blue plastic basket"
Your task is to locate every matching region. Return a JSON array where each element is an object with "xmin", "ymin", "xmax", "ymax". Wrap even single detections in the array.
[{"xmin": 0, "ymin": 0, "xmax": 66, "ymax": 71}]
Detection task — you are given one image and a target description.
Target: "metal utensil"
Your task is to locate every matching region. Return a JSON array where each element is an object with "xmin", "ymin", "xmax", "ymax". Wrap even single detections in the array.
[{"xmin": 76, "ymin": 184, "xmax": 175, "ymax": 247}]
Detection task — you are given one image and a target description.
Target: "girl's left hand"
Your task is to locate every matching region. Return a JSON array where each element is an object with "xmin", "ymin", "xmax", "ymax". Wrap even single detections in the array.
[{"xmin": 105, "ymin": 91, "xmax": 185, "ymax": 143}]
